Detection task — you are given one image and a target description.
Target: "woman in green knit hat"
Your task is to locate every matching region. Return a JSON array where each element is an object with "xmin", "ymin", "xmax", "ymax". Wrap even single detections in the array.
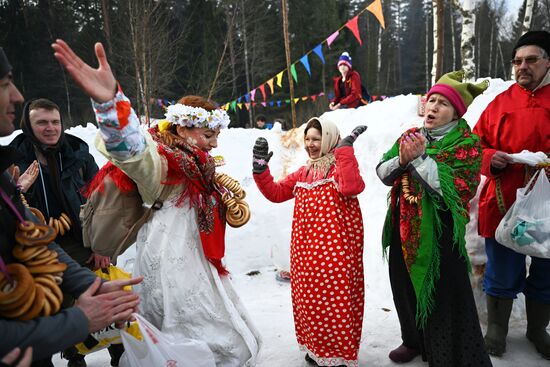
[{"xmin": 376, "ymin": 71, "xmax": 492, "ymax": 366}]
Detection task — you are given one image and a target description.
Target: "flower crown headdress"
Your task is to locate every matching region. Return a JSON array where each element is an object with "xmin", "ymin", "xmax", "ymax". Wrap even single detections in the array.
[{"xmin": 164, "ymin": 103, "xmax": 231, "ymax": 130}]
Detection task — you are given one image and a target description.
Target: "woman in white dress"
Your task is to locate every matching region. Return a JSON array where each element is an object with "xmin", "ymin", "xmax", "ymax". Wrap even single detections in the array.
[{"xmin": 52, "ymin": 40, "xmax": 261, "ymax": 367}]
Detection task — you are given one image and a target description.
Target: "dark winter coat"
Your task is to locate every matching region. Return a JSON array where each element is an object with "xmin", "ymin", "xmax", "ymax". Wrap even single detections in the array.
[
  {"xmin": 9, "ymin": 133, "xmax": 98, "ymax": 264},
  {"xmin": 0, "ymin": 146, "xmax": 97, "ymax": 360}
]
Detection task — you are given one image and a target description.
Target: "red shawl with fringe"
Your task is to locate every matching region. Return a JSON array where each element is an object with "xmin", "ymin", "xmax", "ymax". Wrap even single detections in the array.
[{"xmin": 84, "ymin": 129, "xmax": 228, "ymax": 275}]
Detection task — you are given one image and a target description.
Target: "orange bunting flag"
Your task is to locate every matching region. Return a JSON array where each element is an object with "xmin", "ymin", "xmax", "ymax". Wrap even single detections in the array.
[
  {"xmin": 301, "ymin": 96, "xmax": 308, "ymax": 101},
  {"xmin": 367, "ymin": 0, "xmax": 385, "ymax": 29},
  {"xmin": 345, "ymin": 16, "xmax": 362, "ymax": 45},
  {"xmin": 276, "ymin": 71, "xmax": 284, "ymax": 88},
  {"xmin": 244, "ymin": 103, "xmax": 250, "ymax": 110},
  {"xmin": 259, "ymin": 84, "xmax": 267, "ymax": 101},
  {"xmin": 267, "ymin": 79, "xmax": 275, "ymax": 94}
]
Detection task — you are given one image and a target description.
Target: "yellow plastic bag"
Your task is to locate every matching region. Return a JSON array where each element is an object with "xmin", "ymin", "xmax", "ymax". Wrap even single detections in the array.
[
  {"xmin": 72, "ymin": 265, "xmax": 142, "ymax": 355},
  {"xmin": 95, "ymin": 265, "xmax": 133, "ymax": 291}
]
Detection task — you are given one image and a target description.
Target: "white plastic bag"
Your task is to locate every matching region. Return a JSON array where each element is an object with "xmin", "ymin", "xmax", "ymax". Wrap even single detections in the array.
[
  {"xmin": 119, "ymin": 313, "xmax": 216, "ymax": 367},
  {"xmin": 496, "ymin": 169, "xmax": 550, "ymax": 258}
]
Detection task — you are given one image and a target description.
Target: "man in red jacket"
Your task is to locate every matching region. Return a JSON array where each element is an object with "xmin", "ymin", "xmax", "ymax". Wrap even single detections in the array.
[{"xmin": 474, "ymin": 30, "xmax": 550, "ymax": 360}]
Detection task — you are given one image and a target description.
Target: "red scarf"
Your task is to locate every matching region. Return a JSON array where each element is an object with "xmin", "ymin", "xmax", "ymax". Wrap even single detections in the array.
[
  {"xmin": 150, "ymin": 128, "xmax": 228, "ymax": 275},
  {"xmin": 85, "ymin": 129, "xmax": 229, "ymax": 276}
]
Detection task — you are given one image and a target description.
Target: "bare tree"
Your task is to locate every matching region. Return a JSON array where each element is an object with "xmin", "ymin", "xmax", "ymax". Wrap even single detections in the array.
[
  {"xmin": 454, "ymin": 0, "xmax": 476, "ymax": 80},
  {"xmin": 431, "ymin": 0, "xmax": 444, "ymax": 85},
  {"xmin": 113, "ymin": 0, "xmax": 185, "ymax": 123}
]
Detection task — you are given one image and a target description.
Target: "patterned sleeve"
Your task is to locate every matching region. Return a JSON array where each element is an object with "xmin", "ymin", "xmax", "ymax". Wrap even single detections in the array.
[{"xmin": 92, "ymin": 88, "xmax": 146, "ymax": 161}]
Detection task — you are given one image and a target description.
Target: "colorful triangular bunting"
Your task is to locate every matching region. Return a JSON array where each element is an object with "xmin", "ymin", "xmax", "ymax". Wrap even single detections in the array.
[
  {"xmin": 345, "ymin": 16, "xmax": 362, "ymax": 45},
  {"xmin": 367, "ymin": 0, "xmax": 385, "ymax": 29},
  {"xmin": 290, "ymin": 64, "xmax": 298, "ymax": 83},
  {"xmin": 299, "ymin": 54, "xmax": 311, "ymax": 76},
  {"xmin": 313, "ymin": 44, "xmax": 325, "ymax": 64},
  {"xmin": 326, "ymin": 31, "xmax": 339, "ymax": 48}
]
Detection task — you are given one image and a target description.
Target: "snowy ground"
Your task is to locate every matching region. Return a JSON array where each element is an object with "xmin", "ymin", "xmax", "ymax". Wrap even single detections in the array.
[{"xmin": 3, "ymin": 77, "xmax": 548, "ymax": 366}]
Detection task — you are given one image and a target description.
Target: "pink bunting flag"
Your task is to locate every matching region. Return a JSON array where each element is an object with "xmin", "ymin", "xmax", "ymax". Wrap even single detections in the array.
[
  {"xmin": 250, "ymin": 89, "xmax": 256, "ymax": 101},
  {"xmin": 345, "ymin": 16, "xmax": 362, "ymax": 45},
  {"xmin": 326, "ymin": 31, "xmax": 339, "ymax": 48},
  {"xmin": 261, "ymin": 102, "xmax": 267, "ymax": 107}
]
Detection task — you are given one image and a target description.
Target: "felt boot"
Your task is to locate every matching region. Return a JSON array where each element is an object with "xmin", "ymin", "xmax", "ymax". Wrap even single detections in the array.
[{"xmin": 484, "ymin": 295, "xmax": 513, "ymax": 357}]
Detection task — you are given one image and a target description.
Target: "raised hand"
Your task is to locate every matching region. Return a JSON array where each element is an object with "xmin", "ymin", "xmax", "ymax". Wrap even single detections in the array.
[
  {"xmin": 399, "ymin": 131, "xmax": 426, "ymax": 167},
  {"xmin": 51, "ymin": 40, "xmax": 117, "ymax": 103},
  {"xmin": 252, "ymin": 137, "xmax": 273, "ymax": 174},
  {"xmin": 17, "ymin": 160, "xmax": 39, "ymax": 193},
  {"xmin": 337, "ymin": 125, "xmax": 368, "ymax": 147}
]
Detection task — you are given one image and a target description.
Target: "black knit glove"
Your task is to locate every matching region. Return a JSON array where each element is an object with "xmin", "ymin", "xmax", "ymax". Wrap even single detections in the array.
[
  {"xmin": 337, "ymin": 125, "xmax": 368, "ymax": 147},
  {"xmin": 252, "ymin": 137, "xmax": 273, "ymax": 174}
]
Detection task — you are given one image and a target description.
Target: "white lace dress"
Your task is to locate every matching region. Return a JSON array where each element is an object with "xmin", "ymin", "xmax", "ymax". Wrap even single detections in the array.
[
  {"xmin": 97, "ymin": 134, "xmax": 261, "ymax": 367},
  {"xmin": 134, "ymin": 198, "xmax": 261, "ymax": 367}
]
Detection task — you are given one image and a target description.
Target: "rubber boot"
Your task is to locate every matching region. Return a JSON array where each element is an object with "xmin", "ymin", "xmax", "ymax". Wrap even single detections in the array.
[
  {"xmin": 388, "ymin": 344, "xmax": 420, "ymax": 363},
  {"xmin": 526, "ymin": 299, "xmax": 550, "ymax": 360},
  {"xmin": 484, "ymin": 295, "xmax": 513, "ymax": 357}
]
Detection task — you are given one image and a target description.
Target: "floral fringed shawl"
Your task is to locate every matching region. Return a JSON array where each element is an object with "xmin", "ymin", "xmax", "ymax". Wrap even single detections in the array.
[{"xmin": 381, "ymin": 119, "xmax": 481, "ymax": 327}]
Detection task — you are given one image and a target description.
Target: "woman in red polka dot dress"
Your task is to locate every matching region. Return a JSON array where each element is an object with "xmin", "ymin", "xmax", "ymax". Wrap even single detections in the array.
[{"xmin": 253, "ymin": 117, "xmax": 367, "ymax": 367}]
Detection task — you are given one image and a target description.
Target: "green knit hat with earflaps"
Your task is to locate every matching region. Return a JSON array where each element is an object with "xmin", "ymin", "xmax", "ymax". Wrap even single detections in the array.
[{"xmin": 427, "ymin": 70, "xmax": 489, "ymax": 117}]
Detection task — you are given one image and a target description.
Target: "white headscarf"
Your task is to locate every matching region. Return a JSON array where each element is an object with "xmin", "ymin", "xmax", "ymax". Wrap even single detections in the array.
[{"xmin": 305, "ymin": 116, "xmax": 341, "ymax": 178}]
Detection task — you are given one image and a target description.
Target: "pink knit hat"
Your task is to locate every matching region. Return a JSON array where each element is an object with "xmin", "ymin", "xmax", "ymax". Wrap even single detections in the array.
[
  {"xmin": 337, "ymin": 52, "xmax": 352, "ymax": 69},
  {"xmin": 426, "ymin": 84, "xmax": 467, "ymax": 118}
]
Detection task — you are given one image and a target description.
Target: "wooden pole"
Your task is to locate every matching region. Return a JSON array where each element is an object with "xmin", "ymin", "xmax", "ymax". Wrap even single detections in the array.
[{"xmin": 281, "ymin": 0, "xmax": 296, "ymax": 128}]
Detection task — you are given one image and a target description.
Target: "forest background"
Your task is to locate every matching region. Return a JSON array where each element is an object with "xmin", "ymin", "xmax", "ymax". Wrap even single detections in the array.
[{"xmin": 0, "ymin": 0, "xmax": 549, "ymax": 129}]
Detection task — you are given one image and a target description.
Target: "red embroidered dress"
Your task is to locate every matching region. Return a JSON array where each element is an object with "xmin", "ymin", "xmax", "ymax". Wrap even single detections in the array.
[{"xmin": 255, "ymin": 146, "xmax": 365, "ymax": 367}]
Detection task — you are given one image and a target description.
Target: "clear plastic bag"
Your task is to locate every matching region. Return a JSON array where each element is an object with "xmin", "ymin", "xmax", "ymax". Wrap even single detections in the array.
[
  {"xmin": 119, "ymin": 313, "xmax": 216, "ymax": 367},
  {"xmin": 496, "ymin": 169, "xmax": 550, "ymax": 258}
]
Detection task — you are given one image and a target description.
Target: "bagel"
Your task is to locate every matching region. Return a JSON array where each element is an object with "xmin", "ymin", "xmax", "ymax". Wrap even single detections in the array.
[
  {"xmin": 1, "ymin": 286, "xmax": 36, "ymax": 318},
  {"xmin": 53, "ymin": 275, "xmax": 63, "ymax": 285},
  {"xmin": 29, "ymin": 207, "xmax": 46, "ymax": 225},
  {"xmin": 58, "ymin": 215, "xmax": 71, "ymax": 231},
  {"xmin": 41, "ymin": 294, "xmax": 52, "ymax": 316},
  {"xmin": 15, "ymin": 224, "xmax": 56, "ymax": 247},
  {"xmin": 60, "ymin": 212, "xmax": 72, "ymax": 226},
  {"xmin": 227, "ymin": 202, "xmax": 251, "ymax": 228},
  {"xmin": 35, "ymin": 249, "xmax": 54, "ymax": 260},
  {"xmin": 19, "ymin": 285, "xmax": 45, "ymax": 321},
  {"xmin": 0, "ymin": 264, "xmax": 34, "ymax": 306},
  {"xmin": 41, "ymin": 285, "xmax": 61, "ymax": 314},
  {"xmin": 0, "ymin": 282, "xmax": 34, "ymax": 312},
  {"xmin": 27, "ymin": 262, "xmax": 67, "ymax": 275},
  {"xmin": 12, "ymin": 245, "xmax": 48, "ymax": 262},
  {"xmin": 35, "ymin": 275, "xmax": 63, "ymax": 301},
  {"xmin": 25, "ymin": 252, "xmax": 58, "ymax": 267}
]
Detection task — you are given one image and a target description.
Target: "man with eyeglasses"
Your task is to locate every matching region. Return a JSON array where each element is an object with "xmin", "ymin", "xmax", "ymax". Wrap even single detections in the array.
[{"xmin": 474, "ymin": 30, "xmax": 550, "ymax": 360}]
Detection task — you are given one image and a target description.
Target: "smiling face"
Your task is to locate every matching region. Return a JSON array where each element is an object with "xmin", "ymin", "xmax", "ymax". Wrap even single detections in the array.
[
  {"xmin": 176, "ymin": 125, "xmax": 221, "ymax": 152},
  {"xmin": 0, "ymin": 73, "xmax": 24, "ymax": 137},
  {"xmin": 513, "ymin": 45, "xmax": 550, "ymax": 91},
  {"xmin": 304, "ymin": 127, "xmax": 322, "ymax": 159},
  {"xmin": 29, "ymin": 107, "xmax": 62, "ymax": 146},
  {"xmin": 424, "ymin": 93, "xmax": 457, "ymax": 129}
]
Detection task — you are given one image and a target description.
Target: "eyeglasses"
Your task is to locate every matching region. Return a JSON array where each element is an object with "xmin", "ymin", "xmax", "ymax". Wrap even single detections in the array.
[{"xmin": 511, "ymin": 56, "xmax": 544, "ymax": 66}]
